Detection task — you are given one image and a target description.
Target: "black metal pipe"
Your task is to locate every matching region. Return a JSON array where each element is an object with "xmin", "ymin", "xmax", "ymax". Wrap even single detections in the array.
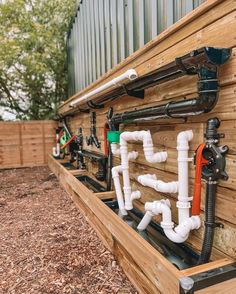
[
  {"xmin": 108, "ymin": 48, "xmax": 231, "ymax": 129},
  {"xmin": 83, "ymin": 47, "xmax": 231, "ymax": 114},
  {"xmin": 197, "ymin": 118, "xmax": 228, "ymax": 265},
  {"xmin": 86, "ymin": 112, "xmax": 101, "ymax": 148},
  {"xmin": 110, "ymin": 68, "xmax": 219, "ymax": 129},
  {"xmin": 197, "ymin": 182, "xmax": 217, "ymax": 265},
  {"xmin": 106, "ymin": 143, "xmax": 112, "ymax": 191},
  {"xmin": 78, "ymin": 150, "xmax": 108, "ymax": 182},
  {"xmin": 125, "ymin": 47, "xmax": 230, "ymax": 92}
]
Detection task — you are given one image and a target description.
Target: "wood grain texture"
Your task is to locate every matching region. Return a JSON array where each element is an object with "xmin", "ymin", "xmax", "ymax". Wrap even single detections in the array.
[
  {"xmin": 49, "ymin": 155, "xmax": 234, "ymax": 294},
  {"xmin": 58, "ymin": 0, "xmax": 236, "ymax": 262},
  {"xmin": 48, "ymin": 155, "xmax": 182, "ymax": 294},
  {"xmin": 0, "ymin": 121, "xmax": 57, "ymax": 169}
]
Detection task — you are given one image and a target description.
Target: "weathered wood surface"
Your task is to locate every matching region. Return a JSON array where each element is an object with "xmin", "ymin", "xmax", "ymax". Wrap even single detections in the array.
[
  {"xmin": 48, "ymin": 155, "xmax": 181, "ymax": 294},
  {"xmin": 196, "ymin": 277, "xmax": 236, "ymax": 294},
  {"xmin": 0, "ymin": 121, "xmax": 57, "ymax": 169},
  {"xmin": 49, "ymin": 155, "xmax": 235, "ymax": 294},
  {"xmin": 58, "ymin": 0, "xmax": 236, "ymax": 261},
  {"xmin": 59, "ymin": 0, "xmax": 236, "ymax": 114}
]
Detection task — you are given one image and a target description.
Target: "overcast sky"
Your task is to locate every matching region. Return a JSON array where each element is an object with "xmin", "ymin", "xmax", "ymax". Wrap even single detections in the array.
[{"xmin": 0, "ymin": 107, "xmax": 16, "ymax": 120}]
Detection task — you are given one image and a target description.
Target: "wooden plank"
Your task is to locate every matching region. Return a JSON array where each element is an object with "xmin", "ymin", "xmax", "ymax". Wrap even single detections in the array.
[
  {"xmin": 95, "ymin": 191, "xmax": 115, "ymax": 200},
  {"xmin": 0, "ymin": 121, "xmax": 57, "ymax": 169},
  {"xmin": 196, "ymin": 278, "xmax": 236, "ymax": 294},
  {"xmin": 56, "ymin": 0, "xmax": 236, "ymax": 274},
  {"xmin": 48, "ymin": 155, "xmax": 181, "ymax": 294},
  {"xmin": 59, "ymin": 0, "xmax": 236, "ymax": 114},
  {"xmin": 49, "ymin": 155, "xmax": 236, "ymax": 293},
  {"xmin": 181, "ymin": 258, "xmax": 234, "ymax": 276}
]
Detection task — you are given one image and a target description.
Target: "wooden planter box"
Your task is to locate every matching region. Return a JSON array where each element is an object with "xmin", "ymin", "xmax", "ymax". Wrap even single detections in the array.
[{"xmin": 48, "ymin": 155, "xmax": 236, "ymax": 294}]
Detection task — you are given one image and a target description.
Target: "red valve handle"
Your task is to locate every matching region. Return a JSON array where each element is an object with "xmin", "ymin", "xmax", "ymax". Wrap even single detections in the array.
[
  {"xmin": 61, "ymin": 135, "xmax": 77, "ymax": 150},
  {"xmin": 104, "ymin": 124, "xmax": 109, "ymax": 156},
  {"xmin": 192, "ymin": 144, "xmax": 209, "ymax": 216}
]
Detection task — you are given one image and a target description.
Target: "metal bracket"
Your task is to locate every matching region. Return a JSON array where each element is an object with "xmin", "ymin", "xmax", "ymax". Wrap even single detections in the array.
[
  {"xmin": 179, "ymin": 263, "xmax": 236, "ymax": 293},
  {"xmin": 215, "ymin": 222, "xmax": 224, "ymax": 229},
  {"xmin": 79, "ymin": 108, "xmax": 90, "ymax": 113},
  {"xmin": 87, "ymin": 100, "xmax": 104, "ymax": 109},
  {"xmin": 175, "ymin": 57, "xmax": 197, "ymax": 75},
  {"xmin": 123, "ymin": 85, "xmax": 145, "ymax": 99}
]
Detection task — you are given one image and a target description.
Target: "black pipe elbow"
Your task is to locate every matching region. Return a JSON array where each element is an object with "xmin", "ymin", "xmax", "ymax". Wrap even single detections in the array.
[{"xmin": 205, "ymin": 117, "xmax": 221, "ymax": 141}]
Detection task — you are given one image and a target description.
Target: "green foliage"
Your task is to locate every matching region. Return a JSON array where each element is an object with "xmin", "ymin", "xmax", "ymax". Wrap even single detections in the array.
[{"xmin": 0, "ymin": 0, "xmax": 77, "ymax": 120}]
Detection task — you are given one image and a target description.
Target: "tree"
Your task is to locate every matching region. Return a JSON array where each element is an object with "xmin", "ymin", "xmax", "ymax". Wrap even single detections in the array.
[{"xmin": 0, "ymin": 0, "xmax": 77, "ymax": 120}]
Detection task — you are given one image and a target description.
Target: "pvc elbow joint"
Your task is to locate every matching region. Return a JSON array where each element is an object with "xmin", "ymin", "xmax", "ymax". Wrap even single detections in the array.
[
  {"xmin": 177, "ymin": 130, "xmax": 193, "ymax": 151},
  {"xmin": 111, "ymin": 143, "xmax": 120, "ymax": 155},
  {"xmin": 138, "ymin": 174, "xmax": 178, "ymax": 194},
  {"xmin": 52, "ymin": 144, "xmax": 60, "ymax": 157},
  {"xmin": 111, "ymin": 165, "xmax": 123, "ymax": 178}
]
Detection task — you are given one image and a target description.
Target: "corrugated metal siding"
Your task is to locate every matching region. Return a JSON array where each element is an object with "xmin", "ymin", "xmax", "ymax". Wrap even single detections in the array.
[{"xmin": 67, "ymin": 0, "xmax": 206, "ymax": 97}]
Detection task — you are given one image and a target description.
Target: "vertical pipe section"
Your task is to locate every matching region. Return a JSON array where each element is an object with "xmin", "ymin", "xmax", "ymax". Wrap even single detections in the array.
[{"xmin": 198, "ymin": 182, "xmax": 217, "ymax": 264}]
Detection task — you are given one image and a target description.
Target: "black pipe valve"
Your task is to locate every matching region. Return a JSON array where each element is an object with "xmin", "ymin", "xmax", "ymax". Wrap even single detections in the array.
[
  {"xmin": 201, "ymin": 118, "xmax": 229, "ymax": 182},
  {"xmin": 86, "ymin": 111, "xmax": 101, "ymax": 148}
]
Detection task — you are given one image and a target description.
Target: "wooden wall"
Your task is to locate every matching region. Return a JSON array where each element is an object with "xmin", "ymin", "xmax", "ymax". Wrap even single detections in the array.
[
  {"xmin": 0, "ymin": 121, "xmax": 57, "ymax": 169},
  {"xmin": 60, "ymin": 0, "xmax": 236, "ymax": 261}
]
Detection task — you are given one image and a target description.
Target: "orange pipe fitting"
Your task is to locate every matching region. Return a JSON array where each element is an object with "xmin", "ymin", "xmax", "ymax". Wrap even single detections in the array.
[
  {"xmin": 192, "ymin": 144, "xmax": 208, "ymax": 216},
  {"xmin": 61, "ymin": 135, "xmax": 77, "ymax": 150}
]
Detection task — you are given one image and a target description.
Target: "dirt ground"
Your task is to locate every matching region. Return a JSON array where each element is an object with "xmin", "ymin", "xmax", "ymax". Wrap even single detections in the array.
[{"xmin": 0, "ymin": 167, "xmax": 137, "ymax": 294}]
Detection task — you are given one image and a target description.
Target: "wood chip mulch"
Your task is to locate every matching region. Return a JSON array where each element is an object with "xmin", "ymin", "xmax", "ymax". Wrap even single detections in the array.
[{"xmin": 0, "ymin": 166, "xmax": 137, "ymax": 294}]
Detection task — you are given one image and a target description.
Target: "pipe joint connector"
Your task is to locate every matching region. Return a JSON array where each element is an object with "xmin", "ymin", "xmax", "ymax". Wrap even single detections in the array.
[
  {"xmin": 131, "ymin": 191, "xmax": 141, "ymax": 200},
  {"xmin": 176, "ymin": 201, "xmax": 191, "ymax": 209},
  {"xmin": 161, "ymin": 221, "xmax": 174, "ymax": 229},
  {"xmin": 123, "ymin": 187, "xmax": 131, "ymax": 193},
  {"xmin": 128, "ymin": 151, "xmax": 139, "ymax": 160}
]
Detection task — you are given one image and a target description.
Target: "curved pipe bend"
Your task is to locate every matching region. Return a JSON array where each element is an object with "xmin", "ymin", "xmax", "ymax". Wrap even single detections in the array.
[
  {"xmin": 138, "ymin": 174, "xmax": 178, "ymax": 194},
  {"xmin": 138, "ymin": 200, "xmax": 201, "ymax": 243},
  {"xmin": 52, "ymin": 133, "xmax": 60, "ymax": 157},
  {"xmin": 52, "ymin": 144, "xmax": 60, "ymax": 157}
]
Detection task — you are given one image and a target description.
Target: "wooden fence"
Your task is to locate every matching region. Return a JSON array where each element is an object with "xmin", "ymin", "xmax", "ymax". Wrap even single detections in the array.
[{"xmin": 0, "ymin": 121, "xmax": 57, "ymax": 169}]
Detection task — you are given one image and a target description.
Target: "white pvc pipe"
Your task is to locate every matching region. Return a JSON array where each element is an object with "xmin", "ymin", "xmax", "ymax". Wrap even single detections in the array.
[
  {"xmin": 111, "ymin": 143, "xmax": 120, "ymax": 155},
  {"xmin": 176, "ymin": 130, "xmax": 193, "ymax": 224},
  {"xmin": 137, "ymin": 130, "xmax": 201, "ymax": 243},
  {"xmin": 138, "ymin": 200, "xmax": 201, "ymax": 243},
  {"xmin": 111, "ymin": 151, "xmax": 138, "ymax": 215},
  {"xmin": 112, "ymin": 165, "xmax": 127, "ymax": 216},
  {"xmin": 70, "ymin": 69, "xmax": 138, "ymax": 107},
  {"xmin": 137, "ymin": 174, "xmax": 178, "ymax": 194},
  {"xmin": 119, "ymin": 131, "xmax": 167, "ymax": 210},
  {"xmin": 52, "ymin": 134, "xmax": 60, "ymax": 157}
]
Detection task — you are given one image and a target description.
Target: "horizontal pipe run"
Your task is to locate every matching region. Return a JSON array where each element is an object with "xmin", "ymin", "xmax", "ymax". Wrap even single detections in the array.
[
  {"xmin": 108, "ymin": 47, "xmax": 231, "ymax": 128},
  {"xmin": 70, "ymin": 69, "xmax": 138, "ymax": 108}
]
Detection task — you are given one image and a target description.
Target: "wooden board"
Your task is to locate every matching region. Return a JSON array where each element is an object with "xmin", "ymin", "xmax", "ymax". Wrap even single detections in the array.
[
  {"xmin": 59, "ymin": 0, "xmax": 236, "ymax": 114},
  {"xmin": 0, "ymin": 121, "xmax": 57, "ymax": 169},
  {"xmin": 48, "ymin": 155, "xmax": 235, "ymax": 294},
  {"xmin": 56, "ymin": 0, "xmax": 236, "ymax": 261}
]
